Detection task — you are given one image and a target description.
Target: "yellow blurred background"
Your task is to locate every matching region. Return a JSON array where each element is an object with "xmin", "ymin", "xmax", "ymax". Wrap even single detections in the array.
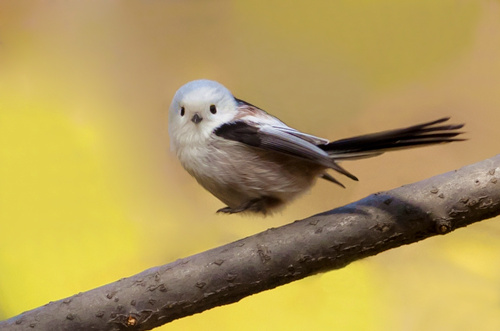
[{"xmin": 1, "ymin": 1, "xmax": 499, "ymax": 330}]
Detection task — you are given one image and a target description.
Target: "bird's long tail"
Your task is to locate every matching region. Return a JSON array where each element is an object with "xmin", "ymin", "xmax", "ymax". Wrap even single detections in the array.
[
  {"xmin": 322, "ymin": 117, "xmax": 464, "ymax": 160},
  {"xmin": 319, "ymin": 117, "xmax": 465, "ymax": 185}
]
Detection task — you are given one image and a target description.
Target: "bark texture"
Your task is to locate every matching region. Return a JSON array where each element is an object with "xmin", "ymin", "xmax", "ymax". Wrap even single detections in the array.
[{"xmin": 2, "ymin": 155, "xmax": 499, "ymax": 331}]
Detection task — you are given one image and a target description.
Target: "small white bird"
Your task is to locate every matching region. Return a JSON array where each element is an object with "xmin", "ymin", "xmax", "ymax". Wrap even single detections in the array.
[{"xmin": 168, "ymin": 79, "xmax": 464, "ymax": 215}]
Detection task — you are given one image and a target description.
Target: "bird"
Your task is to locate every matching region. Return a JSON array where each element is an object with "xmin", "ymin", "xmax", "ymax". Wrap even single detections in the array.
[{"xmin": 168, "ymin": 79, "xmax": 464, "ymax": 215}]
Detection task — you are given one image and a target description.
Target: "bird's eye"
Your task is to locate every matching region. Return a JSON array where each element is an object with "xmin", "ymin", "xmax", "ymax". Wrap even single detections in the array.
[
  {"xmin": 210, "ymin": 105, "xmax": 217, "ymax": 114},
  {"xmin": 180, "ymin": 107, "xmax": 185, "ymax": 116}
]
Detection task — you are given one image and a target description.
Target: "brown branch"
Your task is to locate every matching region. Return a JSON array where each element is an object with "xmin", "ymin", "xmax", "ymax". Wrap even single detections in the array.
[{"xmin": 2, "ymin": 155, "xmax": 500, "ymax": 331}]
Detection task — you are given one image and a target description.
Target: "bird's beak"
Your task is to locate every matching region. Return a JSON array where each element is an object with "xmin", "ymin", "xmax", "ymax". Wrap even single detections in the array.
[{"xmin": 191, "ymin": 113, "xmax": 203, "ymax": 124}]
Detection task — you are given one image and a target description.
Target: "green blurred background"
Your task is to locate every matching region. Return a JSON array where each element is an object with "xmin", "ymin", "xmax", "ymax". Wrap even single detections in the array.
[{"xmin": 1, "ymin": 1, "xmax": 500, "ymax": 330}]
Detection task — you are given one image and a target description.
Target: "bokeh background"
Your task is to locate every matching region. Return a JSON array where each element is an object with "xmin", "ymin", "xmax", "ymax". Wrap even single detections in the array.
[{"xmin": 1, "ymin": 1, "xmax": 500, "ymax": 330}]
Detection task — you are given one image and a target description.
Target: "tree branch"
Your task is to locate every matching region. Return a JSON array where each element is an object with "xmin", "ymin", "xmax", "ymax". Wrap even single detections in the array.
[{"xmin": 2, "ymin": 155, "xmax": 500, "ymax": 331}]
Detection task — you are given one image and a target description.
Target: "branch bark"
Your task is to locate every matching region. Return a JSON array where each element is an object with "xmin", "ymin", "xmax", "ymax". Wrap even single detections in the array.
[{"xmin": 2, "ymin": 155, "xmax": 500, "ymax": 331}]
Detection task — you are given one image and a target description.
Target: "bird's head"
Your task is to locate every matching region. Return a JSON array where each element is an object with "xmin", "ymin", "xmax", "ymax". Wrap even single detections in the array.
[{"xmin": 168, "ymin": 79, "xmax": 238, "ymax": 151}]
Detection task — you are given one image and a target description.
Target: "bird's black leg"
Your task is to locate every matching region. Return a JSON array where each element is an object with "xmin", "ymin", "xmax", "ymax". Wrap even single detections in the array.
[{"xmin": 216, "ymin": 196, "xmax": 282, "ymax": 215}]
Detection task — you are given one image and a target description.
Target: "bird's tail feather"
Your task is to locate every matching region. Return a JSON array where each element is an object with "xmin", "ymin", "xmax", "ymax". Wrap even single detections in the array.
[{"xmin": 321, "ymin": 117, "xmax": 465, "ymax": 160}]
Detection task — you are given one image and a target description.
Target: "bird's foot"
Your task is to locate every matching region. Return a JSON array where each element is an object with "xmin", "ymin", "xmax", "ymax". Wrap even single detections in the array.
[{"xmin": 216, "ymin": 197, "xmax": 281, "ymax": 215}]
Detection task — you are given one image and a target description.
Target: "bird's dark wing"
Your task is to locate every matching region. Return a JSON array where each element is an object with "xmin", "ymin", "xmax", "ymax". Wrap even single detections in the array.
[
  {"xmin": 214, "ymin": 121, "xmax": 357, "ymax": 180},
  {"xmin": 234, "ymin": 97, "xmax": 329, "ymax": 145}
]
